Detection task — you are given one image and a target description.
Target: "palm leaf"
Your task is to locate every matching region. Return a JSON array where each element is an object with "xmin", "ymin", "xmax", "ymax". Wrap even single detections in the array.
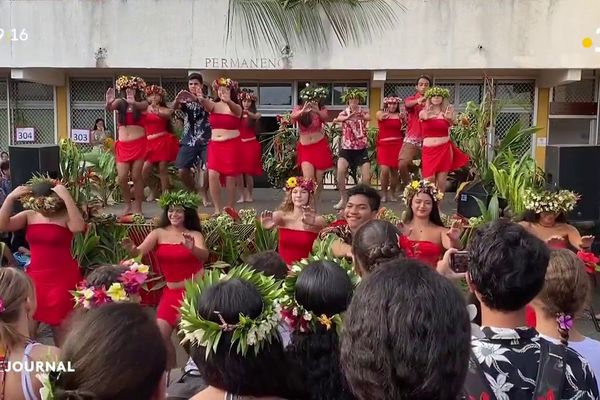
[{"xmin": 226, "ymin": 0, "xmax": 405, "ymax": 51}]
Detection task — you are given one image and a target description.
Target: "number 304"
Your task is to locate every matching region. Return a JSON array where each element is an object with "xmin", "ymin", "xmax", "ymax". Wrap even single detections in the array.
[{"xmin": 0, "ymin": 29, "xmax": 29, "ymax": 41}]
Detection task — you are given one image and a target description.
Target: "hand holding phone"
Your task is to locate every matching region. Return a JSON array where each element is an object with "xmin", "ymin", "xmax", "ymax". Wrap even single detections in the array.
[{"xmin": 450, "ymin": 251, "xmax": 470, "ymax": 273}]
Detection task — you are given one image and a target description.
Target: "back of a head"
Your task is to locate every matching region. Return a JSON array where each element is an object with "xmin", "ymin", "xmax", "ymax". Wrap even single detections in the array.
[
  {"xmin": 295, "ymin": 260, "xmax": 353, "ymax": 316},
  {"xmin": 86, "ymin": 264, "xmax": 127, "ymax": 288},
  {"xmin": 341, "ymin": 259, "xmax": 470, "ymax": 400},
  {"xmin": 30, "ymin": 181, "xmax": 54, "ymax": 197},
  {"xmin": 346, "ymin": 184, "xmax": 381, "ymax": 212},
  {"xmin": 537, "ymin": 249, "xmax": 590, "ymax": 345},
  {"xmin": 193, "ymin": 278, "xmax": 290, "ymax": 397},
  {"xmin": 0, "ymin": 268, "xmax": 33, "ymax": 348},
  {"xmin": 246, "ymin": 251, "xmax": 288, "ymax": 280},
  {"xmin": 468, "ymin": 219, "xmax": 549, "ymax": 311},
  {"xmin": 352, "ymin": 220, "xmax": 404, "ymax": 275},
  {"xmin": 55, "ymin": 302, "xmax": 166, "ymax": 400}
]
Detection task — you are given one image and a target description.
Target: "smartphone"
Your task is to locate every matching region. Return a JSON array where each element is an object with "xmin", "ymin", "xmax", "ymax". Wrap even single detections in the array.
[{"xmin": 450, "ymin": 251, "xmax": 470, "ymax": 273}]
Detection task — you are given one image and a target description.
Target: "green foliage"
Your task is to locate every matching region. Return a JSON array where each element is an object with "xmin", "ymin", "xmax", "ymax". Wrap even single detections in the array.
[{"xmin": 71, "ymin": 219, "xmax": 130, "ymax": 272}]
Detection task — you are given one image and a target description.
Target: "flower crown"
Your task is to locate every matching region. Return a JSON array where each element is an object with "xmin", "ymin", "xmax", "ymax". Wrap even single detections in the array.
[
  {"xmin": 277, "ymin": 258, "xmax": 346, "ymax": 334},
  {"xmin": 144, "ymin": 85, "xmax": 167, "ymax": 98},
  {"xmin": 158, "ymin": 190, "xmax": 201, "ymax": 210},
  {"xmin": 238, "ymin": 89, "xmax": 257, "ymax": 102},
  {"xmin": 179, "ymin": 266, "xmax": 282, "ymax": 358},
  {"xmin": 340, "ymin": 88, "xmax": 367, "ymax": 104},
  {"xmin": 285, "ymin": 176, "xmax": 317, "ymax": 193},
  {"xmin": 383, "ymin": 96, "xmax": 402, "ymax": 105},
  {"xmin": 19, "ymin": 174, "xmax": 65, "ymax": 215},
  {"xmin": 71, "ymin": 260, "xmax": 149, "ymax": 309},
  {"xmin": 212, "ymin": 77, "xmax": 238, "ymax": 93},
  {"xmin": 115, "ymin": 75, "xmax": 147, "ymax": 92},
  {"xmin": 300, "ymin": 84, "xmax": 329, "ymax": 102},
  {"xmin": 523, "ymin": 189, "xmax": 579, "ymax": 214},
  {"xmin": 425, "ymin": 87, "xmax": 450, "ymax": 99},
  {"xmin": 403, "ymin": 180, "xmax": 444, "ymax": 205}
]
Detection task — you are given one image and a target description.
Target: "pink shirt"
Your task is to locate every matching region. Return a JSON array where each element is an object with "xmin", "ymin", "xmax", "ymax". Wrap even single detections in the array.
[
  {"xmin": 339, "ymin": 107, "xmax": 368, "ymax": 150},
  {"xmin": 404, "ymin": 93, "xmax": 425, "ymax": 142}
]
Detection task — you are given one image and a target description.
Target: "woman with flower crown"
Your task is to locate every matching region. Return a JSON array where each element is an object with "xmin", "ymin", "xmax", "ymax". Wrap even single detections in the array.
[
  {"xmin": 398, "ymin": 180, "xmax": 463, "ymax": 267},
  {"xmin": 237, "ymin": 89, "xmax": 263, "ymax": 203},
  {"xmin": 0, "ymin": 179, "xmax": 85, "ymax": 346},
  {"xmin": 418, "ymin": 87, "xmax": 469, "ymax": 192},
  {"xmin": 519, "ymin": 189, "xmax": 594, "ymax": 251},
  {"xmin": 376, "ymin": 96, "xmax": 407, "ymax": 202},
  {"xmin": 260, "ymin": 177, "xmax": 326, "ymax": 266},
  {"xmin": 105, "ymin": 75, "xmax": 149, "ymax": 218},
  {"xmin": 142, "ymin": 85, "xmax": 179, "ymax": 200},
  {"xmin": 291, "ymin": 85, "xmax": 334, "ymax": 205},
  {"xmin": 122, "ymin": 190, "xmax": 208, "ymax": 369}
]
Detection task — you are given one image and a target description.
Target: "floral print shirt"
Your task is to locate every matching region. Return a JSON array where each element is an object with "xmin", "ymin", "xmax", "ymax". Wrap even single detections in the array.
[
  {"xmin": 469, "ymin": 327, "xmax": 599, "ymax": 400},
  {"xmin": 318, "ymin": 220, "xmax": 353, "ymax": 245},
  {"xmin": 180, "ymin": 101, "xmax": 211, "ymax": 147}
]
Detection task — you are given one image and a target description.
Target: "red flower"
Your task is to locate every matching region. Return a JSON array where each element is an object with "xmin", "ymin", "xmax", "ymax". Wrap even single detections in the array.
[
  {"xmin": 577, "ymin": 251, "xmax": 599, "ymax": 274},
  {"xmin": 92, "ymin": 287, "xmax": 111, "ymax": 306},
  {"xmin": 329, "ymin": 219, "xmax": 348, "ymax": 228},
  {"xmin": 537, "ymin": 389, "xmax": 555, "ymax": 400},
  {"xmin": 280, "ymin": 308, "xmax": 310, "ymax": 333},
  {"xmin": 119, "ymin": 270, "xmax": 146, "ymax": 294}
]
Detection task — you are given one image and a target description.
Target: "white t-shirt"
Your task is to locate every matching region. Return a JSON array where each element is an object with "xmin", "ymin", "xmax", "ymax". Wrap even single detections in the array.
[{"xmin": 540, "ymin": 334, "xmax": 600, "ymax": 392}]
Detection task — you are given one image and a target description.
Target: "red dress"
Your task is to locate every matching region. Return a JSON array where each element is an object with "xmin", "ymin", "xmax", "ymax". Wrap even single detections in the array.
[
  {"xmin": 207, "ymin": 113, "xmax": 243, "ymax": 176},
  {"xmin": 239, "ymin": 117, "xmax": 263, "ymax": 176},
  {"xmin": 377, "ymin": 118, "xmax": 404, "ymax": 168},
  {"xmin": 144, "ymin": 112, "xmax": 179, "ymax": 163},
  {"xmin": 293, "ymin": 109, "xmax": 334, "ymax": 171},
  {"xmin": 404, "ymin": 93, "xmax": 425, "ymax": 145},
  {"xmin": 155, "ymin": 243, "xmax": 203, "ymax": 327},
  {"xmin": 115, "ymin": 112, "xmax": 147, "ymax": 163},
  {"xmin": 26, "ymin": 224, "xmax": 82, "ymax": 326},
  {"xmin": 421, "ymin": 118, "xmax": 469, "ymax": 178},
  {"xmin": 278, "ymin": 228, "xmax": 318, "ymax": 266},
  {"xmin": 401, "ymin": 239, "xmax": 443, "ymax": 268}
]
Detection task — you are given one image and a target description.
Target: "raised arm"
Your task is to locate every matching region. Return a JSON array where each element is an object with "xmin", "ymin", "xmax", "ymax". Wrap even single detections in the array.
[
  {"xmin": 291, "ymin": 104, "xmax": 309, "ymax": 121},
  {"xmin": 225, "ymin": 99, "xmax": 243, "ymax": 117},
  {"xmin": 336, "ymin": 110, "xmax": 349, "ymax": 122},
  {"xmin": 182, "ymin": 232, "xmax": 209, "ymax": 262},
  {"xmin": 362, "ymin": 111, "xmax": 371, "ymax": 122},
  {"xmin": 246, "ymin": 111, "xmax": 262, "ymax": 120},
  {"xmin": 158, "ymin": 106, "xmax": 174, "ymax": 119},
  {"xmin": 260, "ymin": 211, "xmax": 284, "ymax": 230},
  {"xmin": 316, "ymin": 106, "xmax": 329, "ymax": 121},
  {"xmin": 52, "ymin": 185, "xmax": 86, "ymax": 233},
  {"xmin": 122, "ymin": 229, "xmax": 160, "ymax": 258},
  {"xmin": 0, "ymin": 186, "xmax": 31, "ymax": 232}
]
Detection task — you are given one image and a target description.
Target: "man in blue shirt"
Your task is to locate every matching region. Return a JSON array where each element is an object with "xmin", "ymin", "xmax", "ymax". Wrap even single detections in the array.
[{"xmin": 173, "ymin": 73, "xmax": 212, "ymax": 204}]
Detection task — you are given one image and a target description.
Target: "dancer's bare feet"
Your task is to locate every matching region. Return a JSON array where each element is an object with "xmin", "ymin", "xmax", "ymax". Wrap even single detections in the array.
[
  {"xmin": 237, "ymin": 197, "xmax": 245, "ymax": 204},
  {"xmin": 122, "ymin": 203, "xmax": 132, "ymax": 216}
]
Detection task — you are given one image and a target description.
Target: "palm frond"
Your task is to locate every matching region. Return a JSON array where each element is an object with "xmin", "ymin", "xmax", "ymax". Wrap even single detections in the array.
[{"xmin": 226, "ymin": 0, "xmax": 405, "ymax": 51}]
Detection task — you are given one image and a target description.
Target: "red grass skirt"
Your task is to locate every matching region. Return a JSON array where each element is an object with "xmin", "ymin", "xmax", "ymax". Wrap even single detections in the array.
[
  {"xmin": 376, "ymin": 139, "xmax": 403, "ymax": 168},
  {"xmin": 296, "ymin": 138, "xmax": 334, "ymax": 171},
  {"xmin": 207, "ymin": 136, "xmax": 243, "ymax": 176},
  {"xmin": 156, "ymin": 286, "xmax": 185, "ymax": 328},
  {"xmin": 421, "ymin": 140, "xmax": 469, "ymax": 178},
  {"xmin": 145, "ymin": 133, "xmax": 179, "ymax": 163},
  {"xmin": 115, "ymin": 136, "xmax": 147, "ymax": 163},
  {"xmin": 240, "ymin": 138, "xmax": 263, "ymax": 176}
]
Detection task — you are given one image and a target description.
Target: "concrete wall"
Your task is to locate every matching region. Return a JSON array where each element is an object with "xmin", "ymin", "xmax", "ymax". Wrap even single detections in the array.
[{"xmin": 1, "ymin": 0, "xmax": 599, "ymax": 70}]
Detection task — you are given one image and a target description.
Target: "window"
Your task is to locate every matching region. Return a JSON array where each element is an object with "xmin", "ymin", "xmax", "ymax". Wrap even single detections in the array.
[
  {"xmin": 10, "ymin": 81, "xmax": 56, "ymax": 145},
  {"xmin": 333, "ymin": 82, "xmax": 368, "ymax": 106},
  {"xmin": 553, "ymin": 80, "xmax": 596, "ymax": 103},
  {"xmin": 258, "ymin": 83, "xmax": 292, "ymax": 106},
  {"xmin": 549, "ymin": 119, "xmax": 595, "ymax": 145},
  {"xmin": 383, "ymin": 82, "xmax": 415, "ymax": 100},
  {"xmin": 69, "ymin": 79, "xmax": 114, "ymax": 151}
]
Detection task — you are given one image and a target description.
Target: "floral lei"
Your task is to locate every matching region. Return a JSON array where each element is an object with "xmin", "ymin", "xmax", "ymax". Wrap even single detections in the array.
[
  {"xmin": 299, "ymin": 84, "xmax": 329, "ymax": 102},
  {"xmin": 403, "ymin": 180, "xmax": 444, "ymax": 205},
  {"xmin": 158, "ymin": 190, "xmax": 201, "ymax": 210},
  {"xmin": 144, "ymin": 84, "xmax": 167, "ymax": 98},
  {"xmin": 425, "ymin": 86, "xmax": 450, "ymax": 99},
  {"xmin": 71, "ymin": 260, "xmax": 149, "ymax": 309},
  {"xmin": 239, "ymin": 88, "xmax": 257, "ymax": 102},
  {"xmin": 212, "ymin": 77, "xmax": 239, "ymax": 93},
  {"xmin": 285, "ymin": 176, "xmax": 317, "ymax": 194},
  {"xmin": 383, "ymin": 96, "xmax": 402, "ymax": 105},
  {"xmin": 523, "ymin": 189, "xmax": 579, "ymax": 214},
  {"xmin": 179, "ymin": 265, "xmax": 282, "ymax": 358},
  {"xmin": 115, "ymin": 75, "xmax": 147, "ymax": 92}
]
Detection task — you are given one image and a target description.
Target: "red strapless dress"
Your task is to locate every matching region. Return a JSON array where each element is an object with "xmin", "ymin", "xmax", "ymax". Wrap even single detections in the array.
[
  {"xmin": 547, "ymin": 237, "xmax": 568, "ymax": 249},
  {"xmin": 26, "ymin": 224, "xmax": 82, "ymax": 326},
  {"xmin": 278, "ymin": 228, "xmax": 318, "ymax": 266},
  {"xmin": 239, "ymin": 117, "xmax": 263, "ymax": 176},
  {"xmin": 155, "ymin": 243, "xmax": 203, "ymax": 327},
  {"xmin": 295, "ymin": 111, "xmax": 334, "ymax": 171},
  {"xmin": 376, "ymin": 118, "xmax": 404, "ymax": 168},
  {"xmin": 421, "ymin": 118, "xmax": 469, "ymax": 178},
  {"xmin": 207, "ymin": 113, "xmax": 243, "ymax": 177},
  {"xmin": 405, "ymin": 240, "xmax": 443, "ymax": 267},
  {"xmin": 144, "ymin": 113, "xmax": 179, "ymax": 163}
]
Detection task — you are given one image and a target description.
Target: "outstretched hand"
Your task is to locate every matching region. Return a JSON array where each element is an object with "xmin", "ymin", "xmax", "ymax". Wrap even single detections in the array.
[
  {"xmin": 396, "ymin": 222, "xmax": 413, "ymax": 237},
  {"xmin": 125, "ymin": 88, "xmax": 135, "ymax": 103},
  {"xmin": 50, "ymin": 184, "xmax": 71, "ymax": 199},
  {"xmin": 260, "ymin": 210, "xmax": 276, "ymax": 229},
  {"xmin": 446, "ymin": 219, "xmax": 463, "ymax": 242},
  {"xmin": 546, "ymin": 235, "xmax": 565, "ymax": 248},
  {"xmin": 301, "ymin": 206, "xmax": 317, "ymax": 226},
  {"xmin": 182, "ymin": 233, "xmax": 195, "ymax": 250},
  {"xmin": 581, "ymin": 235, "xmax": 595, "ymax": 249},
  {"xmin": 122, "ymin": 238, "xmax": 136, "ymax": 253},
  {"xmin": 105, "ymin": 88, "xmax": 115, "ymax": 105}
]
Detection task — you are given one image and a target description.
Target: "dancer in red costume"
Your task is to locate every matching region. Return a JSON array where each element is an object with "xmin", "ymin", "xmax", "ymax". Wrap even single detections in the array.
[
  {"xmin": 399, "ymin": 75, "xmax": 431, "ymax": 187},
  {"xmin": 237, "ymin": 88, "xmax": 262, "ymax": 203},
  {"xmin": 398, "ymin": 180, "xmax": 463, "ymax": 267},
  {"xmin": 178, "ymin": 77, "xmax": 242, "ymax": 215},
  {"xmin": 142, "ymin": 85, "xmax": 179, "ymax": 199},
  {"xmin": 260, "ymin": 177, "xmax": 326, "ymax": 266},
  {"xmin": 106, "ymin": 75, "xmax": 148, "ymax": 218},
  {"xmin": 419, "ymin": 87, "xmax": 469, "ymax": 192},
  {"xmin": 122, "ymin": 190, "xmax": 208, "ymax": 369},
  {"xmin": 291, "ymin": 85, "xmax": 334, "ymax": 205},
  {"xmin": 376, "ymin": 96, "xmax": 407, "ymax": 202},
  {"xmin": 0, "ymin": 180, "xmax": 85, "ymax": 346}
]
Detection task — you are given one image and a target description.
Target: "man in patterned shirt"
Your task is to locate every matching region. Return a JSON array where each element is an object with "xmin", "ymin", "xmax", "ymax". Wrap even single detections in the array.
[
  {"xmin": 465, "ymin": 220, "xmax": 598, "ymax": 400},
  {"xmin": 173, "ymin": 73, "xmax": 212, "ymax": 204}
]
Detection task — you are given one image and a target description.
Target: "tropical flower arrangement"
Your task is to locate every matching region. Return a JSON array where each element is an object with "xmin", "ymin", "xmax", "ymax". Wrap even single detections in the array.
[
  {"xmin": 425, "ymin": 86, "xmax": 450, "ymax": 99},
  {"xmin": 403, "ymin": 180, "xmax": 444, "ymax": 204},
  {"xmin": 115, "ymin": 75, "xmax": 147, "ymax": 92},
  {"xmin": 577, "ymin": 251, "xmax": 600, "ymax": 275},
  {"xmin": 144, "ymin": 85, "xmax": 167, "ymax": 98},
  {"xmin": 299, "ymin": 84, "xmax": 329, "ymax": 102},
  {"xmin": 285, "ymin": 176, "xmax": 317, "ymax": 193},
  {"xmin": 239, "ymin": 88, "xmax": 258, "ymax": 102},
  {"xmin": 19, "ymin": 174, "xmax": 65, "ymax": 216},
  {"xmin": 523, "ymin": 189, "xmax": 579, "ymax": 215},
  {"xmin": 158, "ymin": 190, "xmax": 201, "ymax": 210},
  {"xmin": 212, "ymin": 77, "xmax": 238, "ymax": 92},
  {"xmin": 340, "ymin": 88, "xmax": 368, "ymax": 104}
]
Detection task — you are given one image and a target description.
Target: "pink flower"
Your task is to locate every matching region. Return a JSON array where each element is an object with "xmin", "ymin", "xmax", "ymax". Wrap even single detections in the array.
[{"xmin": 119, "ymin": 270, "xmax": 147, "ymax": 294}]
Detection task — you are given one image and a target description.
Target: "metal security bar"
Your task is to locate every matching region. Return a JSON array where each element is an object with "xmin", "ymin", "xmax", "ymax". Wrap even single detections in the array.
[
  {"xmin": 552, "ymin": 79, "xmax": 596, "ymax": 103},
  {"xmin": 0, "ymin": 80, "xmax": 8, "ymax": 152},
  {"xmin": 9, "ymin": 81, "xmax": 56, "ymax": 145},
  {"xmin": 69, "ymin": 79, "xmax": 115, "ymax": 151}
]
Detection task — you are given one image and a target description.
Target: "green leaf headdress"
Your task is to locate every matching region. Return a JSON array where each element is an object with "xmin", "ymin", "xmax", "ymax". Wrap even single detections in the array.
[
  {"xmin": 340, "ymin": 88, "xmax": 368, "ymax": 104},
  {"xmin": 424, "ymin": 87, "xmax": 450, "ymax": 99},
  {"xmin": 158, "ymin": 190, "xmax": 201, "ymax": 210},
  {"xmin": 523, "ymin": 189, "xmax": 579, "ymax": 214},
  {"xmin": 300, "ymin": 84, "xmax": 329, "ymax": 102},
  {"xmin": 179, "ymin": 265, "xmax": 283, "ymax": 358},
  {"xmin": 20, "ymin": 174, "xmax": 65, "ymax": 215}
]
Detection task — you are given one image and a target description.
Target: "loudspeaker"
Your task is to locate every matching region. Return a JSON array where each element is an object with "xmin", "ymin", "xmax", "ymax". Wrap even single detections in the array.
[
  {"xmin": 9, "ymin": 144, "xmax": 60, "ymax": 188},
  {"xmin": 456, "ymin": 180, "xmax": 489, "ymax": 218},
  {"xmin": 545, "ymin": 145, "xmax": 600, "ymax": 222}
]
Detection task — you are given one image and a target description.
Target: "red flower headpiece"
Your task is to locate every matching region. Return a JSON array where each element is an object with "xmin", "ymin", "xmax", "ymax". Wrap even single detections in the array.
[
  {"xmin": 384, "ymin": 97, "xmax": 402, "ymax": 104},
  {"xmin": 144, "ymin": 85, "xmax": 167, "ymax": 98},
  {"xmin": 212, "ymin": 77, "xmax": 239, "ymax": 93},
  {"xmin": 239, "ymin": 89, "xmax": 257, "ymax": 102},
  {"xmin": 285, "ymin": 176, "xmax": 317, "ymax": 193}
]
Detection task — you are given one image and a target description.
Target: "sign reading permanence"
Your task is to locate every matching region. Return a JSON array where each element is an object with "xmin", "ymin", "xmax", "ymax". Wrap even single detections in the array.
[{"xmin": 204, "ymin": 57, "xmax": 285, "ymax": 69}]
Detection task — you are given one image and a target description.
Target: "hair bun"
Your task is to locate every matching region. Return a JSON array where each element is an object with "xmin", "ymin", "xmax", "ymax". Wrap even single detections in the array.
[{"xmin": 367, "ymin": 243, "xmax": 401, "ymax": 267}]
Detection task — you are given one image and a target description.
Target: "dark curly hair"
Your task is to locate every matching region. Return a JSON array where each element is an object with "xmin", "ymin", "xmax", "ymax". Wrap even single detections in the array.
[
  {"xmin": 340, "ymin": 259, "xmax": 470, "ymax": 400},
  {"xmin": 352, "ymin": 220, "xmax": 404, "ymax": 276},
  {"xmin": 159, "ymin": 206, "xmax": 202, "ymax": 233},
  {"xmin": 520, "ymin": 209, "xmax": 568, "ymax": 224},
  {"xmin": 287, "ymin": 260, "xmax": 355, "ymax": 400}
]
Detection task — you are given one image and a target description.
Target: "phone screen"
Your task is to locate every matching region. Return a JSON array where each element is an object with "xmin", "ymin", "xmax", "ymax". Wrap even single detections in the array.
[{"xmin": 450, "ymin": 251, "xmax": 470, "ymax": 273}]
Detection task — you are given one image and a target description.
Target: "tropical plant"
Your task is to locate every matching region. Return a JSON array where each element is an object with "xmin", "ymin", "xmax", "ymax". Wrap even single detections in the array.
[
  {"xmin": 71, "ymin": 219, "xmax": 130, "ymax": 272},
  {"xmin": 226, "ymin": 0, "xmax": 405, "ymax": 52}
]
